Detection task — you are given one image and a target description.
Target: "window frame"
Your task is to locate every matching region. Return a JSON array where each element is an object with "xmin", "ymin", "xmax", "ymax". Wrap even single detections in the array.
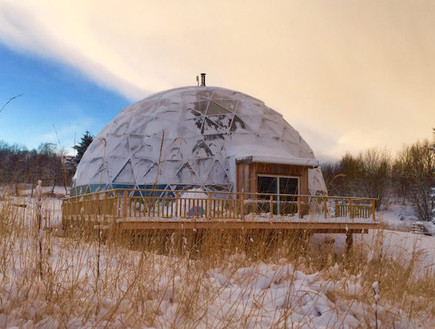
[{"xmin": 257, "ymin": 174, "xmax": 300, "ymax": 214}]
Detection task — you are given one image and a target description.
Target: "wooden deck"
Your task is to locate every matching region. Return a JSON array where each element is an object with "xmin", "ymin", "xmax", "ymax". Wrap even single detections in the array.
[
  {"xmin": 115, "ymin": 220, "xmax": 378, "ymax": 234},
  {"xmin": 62, "ymin": 189, "xmax": 379, "ymax": 236}
]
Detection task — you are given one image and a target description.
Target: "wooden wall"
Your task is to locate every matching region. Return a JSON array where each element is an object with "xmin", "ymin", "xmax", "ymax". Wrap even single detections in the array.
[{"xmin": 236, "ymin": 161, "xmax": 309, "ymax": 195}]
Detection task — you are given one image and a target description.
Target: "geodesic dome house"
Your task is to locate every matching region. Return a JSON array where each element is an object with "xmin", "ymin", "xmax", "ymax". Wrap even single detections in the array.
[{"xmin": 71, "ymin": 84, "xmax": 326, "ymax": 197}]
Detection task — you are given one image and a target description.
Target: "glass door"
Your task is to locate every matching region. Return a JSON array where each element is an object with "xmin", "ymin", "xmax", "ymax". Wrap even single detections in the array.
[{"xmin": 257, "ymin": 175, "xmax": 299, "ymax": 215}]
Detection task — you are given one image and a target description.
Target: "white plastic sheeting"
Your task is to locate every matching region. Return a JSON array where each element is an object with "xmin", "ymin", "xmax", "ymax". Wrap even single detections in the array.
[{"xmin": 73, "ymin": 86, "xmax": 326, "ymax": 194}]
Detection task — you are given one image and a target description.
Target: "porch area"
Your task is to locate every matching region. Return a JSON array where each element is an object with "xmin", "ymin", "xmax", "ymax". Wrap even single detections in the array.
[{"xmin": 62, "ymin": 189, "xmax": 379, "ymax": 235}]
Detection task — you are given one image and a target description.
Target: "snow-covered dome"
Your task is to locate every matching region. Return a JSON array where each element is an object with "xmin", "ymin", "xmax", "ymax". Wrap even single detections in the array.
[{"xmin": 72, "ymin": 86, "xmax": 326, "ymax": 195}]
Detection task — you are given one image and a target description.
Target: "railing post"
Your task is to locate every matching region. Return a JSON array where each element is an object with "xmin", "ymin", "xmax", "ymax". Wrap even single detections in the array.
[
  {"xmin": 323, "ymin": 197, "xmax": 327, "ymax": 219},
  {"xmin": 241, "ymin": 193, "xmax": 245, "ymax": 221},
  {"xmin": 270, "ymin": 195, "xmax": 274, "ymax": 219},
  {"xmin": 175, "ymin": 191, "xmax": 179, "ymax": 217},
  {"xmin": 114, "ymin": 190, "xmax": 119, "ymax": 218},
  {"xmin": 208, "ymin": 192, "xmax": 212, "ymax": 219},
  {"xmin": 123, "ymin": 191, "xmax": 128, "ymax": 219},
  {"xmin": 297, "ymin": 196, "xmax": 302, "ymax": 219},
  {"xmin": 183, "ymin": 195, "xmax": 187, "ymax": 218},
  {"xmin": 85, "ymin": 195, "xmax": 89, "ymax": 218},
  {"xmin": 104, "ymin": 191, "xmax": 108, "ymax": 222},
  {"xmin": 188, "ymin": 198, "xmax": 191, "ymax": 219},
  {"xmin": 349, "ymin": 199, "xmax": 353, "ymax": 220},
  {"xmin": 334, "ymin": 200, "xmax": 338, "ymax": 217},
  {"xmin": 371, "ymin": 199, "xmax": 376, "ymax": 221}
]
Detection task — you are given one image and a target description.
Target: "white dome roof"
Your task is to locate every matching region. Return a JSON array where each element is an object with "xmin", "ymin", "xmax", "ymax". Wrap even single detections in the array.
[{"xmin": 73, "ymin": 86, "xmax": 326, "ymax": 194}]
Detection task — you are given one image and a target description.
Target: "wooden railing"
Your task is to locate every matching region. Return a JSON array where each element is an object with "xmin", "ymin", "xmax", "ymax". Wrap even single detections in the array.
[{"xmin": 62, "ymin": 189, "xmax": 377, "ymax": 225}]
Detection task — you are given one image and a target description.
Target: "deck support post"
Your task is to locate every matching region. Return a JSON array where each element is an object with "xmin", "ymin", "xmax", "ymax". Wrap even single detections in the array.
[{"xmin": 345, "ymin": 233, "xmax": 353, "ymax": 254}]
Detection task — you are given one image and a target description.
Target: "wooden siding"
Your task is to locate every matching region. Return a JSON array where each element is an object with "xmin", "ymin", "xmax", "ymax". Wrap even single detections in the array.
[{"xmin": 236, "ymin": 162, "xmax": 309, "ymax": 195}]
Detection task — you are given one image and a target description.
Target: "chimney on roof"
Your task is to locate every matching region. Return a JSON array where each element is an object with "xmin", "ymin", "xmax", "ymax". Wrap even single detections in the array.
[{"xmin": 200, "ymin": 73, "xmax": 206, "ymax": 86}]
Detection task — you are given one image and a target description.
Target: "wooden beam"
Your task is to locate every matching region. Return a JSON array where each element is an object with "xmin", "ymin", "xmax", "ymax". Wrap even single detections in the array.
[{"xmin": 117, "ymin": 220, "xmax": 378, "ymax": 233}]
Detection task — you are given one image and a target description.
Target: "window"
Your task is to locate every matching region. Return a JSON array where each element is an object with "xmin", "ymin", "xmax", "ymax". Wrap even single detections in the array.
[
  {"xmin": 257, "ymin": 176, "xmax": 278, "ymax": 195},
  {"xmin": 257, "ymin": 175, "xmax": 299, "ymax": 215}
]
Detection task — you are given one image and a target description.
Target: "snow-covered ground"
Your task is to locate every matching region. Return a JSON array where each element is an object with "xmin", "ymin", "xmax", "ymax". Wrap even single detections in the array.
[
  {"xmin": 356, "ymin": 230, "xmax": 435, "ymax": 276},
  {"xmin": 378, "ymin": 203, "xmax": 435, "ymax": 235},
  {"xmin": 1, "ymin": 188, "xmax": 434, "ymax": 328},
  {"xmin": 1, "ymin": 231, "xmax": 433, "ymax": 328}
]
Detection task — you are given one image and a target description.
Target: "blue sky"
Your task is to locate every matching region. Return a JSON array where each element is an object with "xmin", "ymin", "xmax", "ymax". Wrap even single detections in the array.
[
  {"xmin": 0, "ymin": 1, "xmax": 434, "ymax": 160},
  {"xmin": 0, "ymin": 43, "xmax": 131, "ymax": 153}
]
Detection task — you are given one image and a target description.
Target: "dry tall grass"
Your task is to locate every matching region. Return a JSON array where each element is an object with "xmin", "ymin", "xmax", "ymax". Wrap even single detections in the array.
[{"xmin": 0, "ymin": 192, "xmax": 434, "ymax": 328}]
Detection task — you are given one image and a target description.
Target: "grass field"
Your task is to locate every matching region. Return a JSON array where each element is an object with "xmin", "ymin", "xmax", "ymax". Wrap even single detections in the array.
[{"xmin": 0, "ymin": 192, "xmax": 434, "ymax": 328}]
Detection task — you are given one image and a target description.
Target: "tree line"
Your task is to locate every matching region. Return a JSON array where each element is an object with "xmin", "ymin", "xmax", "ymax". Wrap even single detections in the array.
[
  {"xmin": 1, "ymin": 130, "xmax": 433, "ymax": 221},
  {"xmin": 0, "ymin": 131, "xmax": 93, "ymax": 195},
  {"xmin": 0, "ymin": 141, "xmax": 72, "ymax": 194},
  {"xmin": 321, "ymin": 136, "xmax": 434, "ymax": 222}
]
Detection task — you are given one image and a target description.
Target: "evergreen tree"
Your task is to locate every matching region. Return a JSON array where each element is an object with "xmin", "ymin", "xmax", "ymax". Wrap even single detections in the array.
[{"xmin": 73, "ymin": 131, "xmax": 94, "ymax": 165}]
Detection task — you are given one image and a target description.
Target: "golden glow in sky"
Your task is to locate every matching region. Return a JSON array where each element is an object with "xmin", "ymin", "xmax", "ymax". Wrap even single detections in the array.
[{"xmin": 1, "ymin": 0, "xmax": 433, "ymax": 159}]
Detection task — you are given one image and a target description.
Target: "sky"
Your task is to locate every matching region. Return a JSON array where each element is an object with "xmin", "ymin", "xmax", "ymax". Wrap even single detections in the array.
[{"xmin": 0, "ymin": 0, "xmax": 434, "ymax": 161}]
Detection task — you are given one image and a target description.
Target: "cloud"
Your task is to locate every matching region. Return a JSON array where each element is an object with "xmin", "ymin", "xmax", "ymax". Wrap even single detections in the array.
[{"xmin": 1, "ymin": 0, "xmax": 434, "ymax": 159}]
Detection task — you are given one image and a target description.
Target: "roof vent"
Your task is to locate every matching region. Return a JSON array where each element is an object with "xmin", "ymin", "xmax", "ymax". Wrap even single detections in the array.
[{"xmin": 200, "ymin": 73, "xmax": 206, "ymax": 86}]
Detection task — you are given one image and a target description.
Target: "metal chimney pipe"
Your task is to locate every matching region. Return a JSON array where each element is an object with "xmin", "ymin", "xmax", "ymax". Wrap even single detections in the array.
[{"xmin": 200, "ymin": 73, "xmax": 206, "ymax": 86}]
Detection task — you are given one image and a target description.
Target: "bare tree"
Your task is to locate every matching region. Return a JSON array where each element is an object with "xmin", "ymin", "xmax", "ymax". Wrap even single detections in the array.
[
  {"xmin": 357, "ymin": 148, "xmax": 391, "ymax": 210},
  {"xmin": 393, "ymin": 139, "xmax": 434, "ymax": 221},
  {"xmin": 322, "ymin": 149, "xmax": 391, "ymax": 210}
]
